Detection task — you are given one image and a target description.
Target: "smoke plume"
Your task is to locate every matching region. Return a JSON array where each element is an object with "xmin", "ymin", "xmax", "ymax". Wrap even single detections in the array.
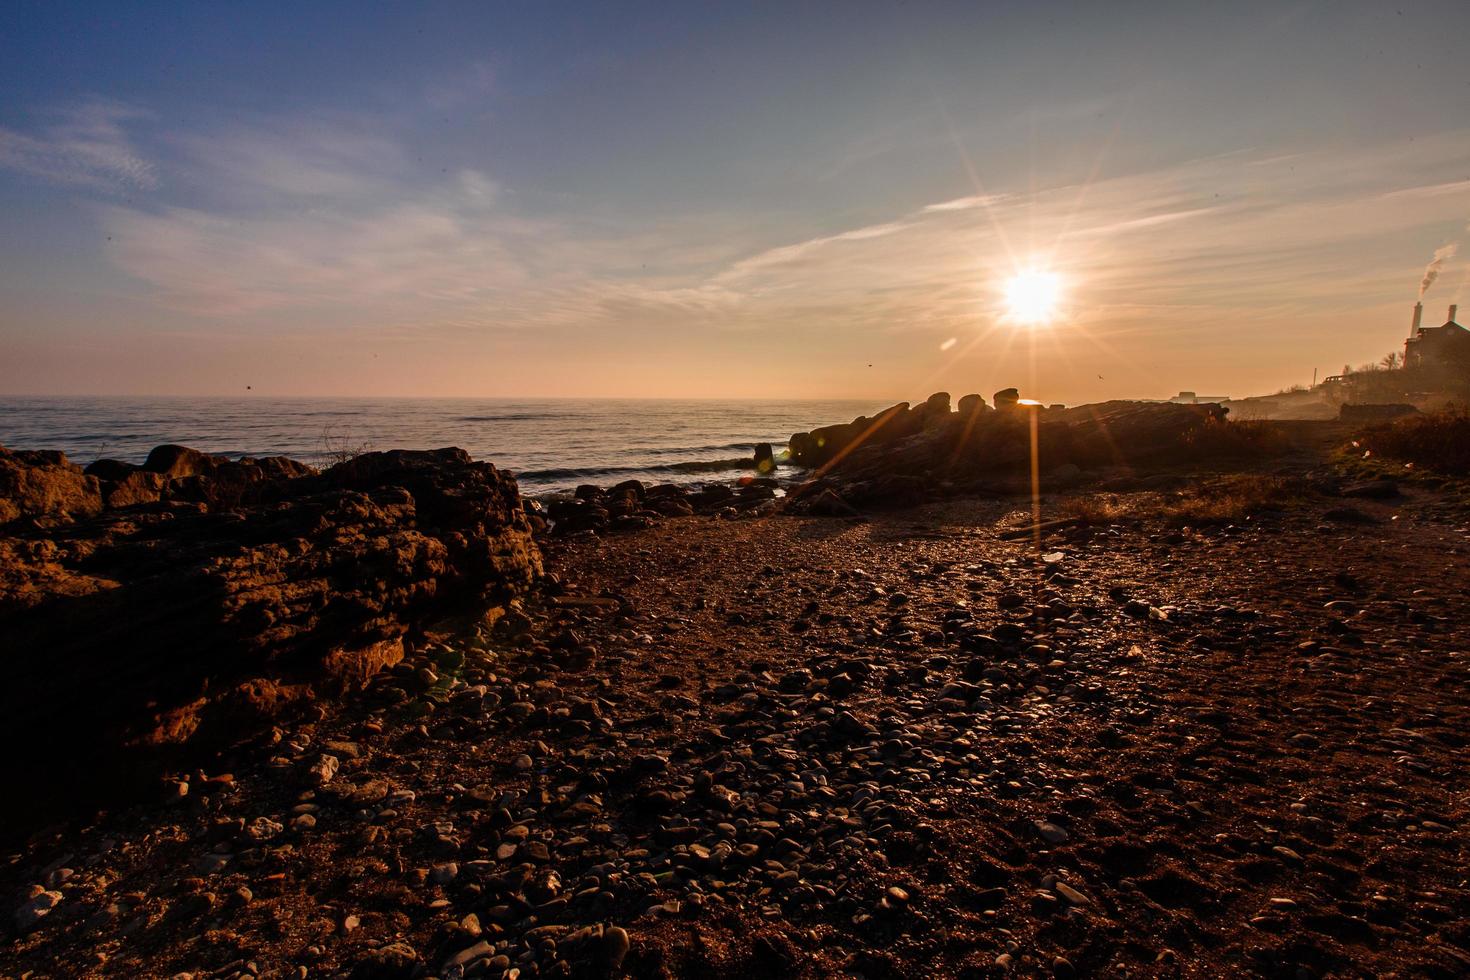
[{"xmin": 1419, "ymin": 242, "xmax": 1459, "ymax": 297}]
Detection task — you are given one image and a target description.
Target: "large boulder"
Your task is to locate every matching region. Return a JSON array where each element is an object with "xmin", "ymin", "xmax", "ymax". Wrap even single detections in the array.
[
  {"xmin": 143, "ymin": 443, "xmax": 228, "ymax": 479},
  {"xmin": 920, "ymin": 391, "xmax": 951, "ymax": 420},
  {"xmin": 957, "ymin": 393, "xmax": 990, "ymax": 418},
  {"xmin": 753, "ymin": 442, "xmax": 776, "ymax": 474},
  {"xmin": 83, "ymin": 458, "xmax": 138, "ymax": 481},
  {"xmin": 0, "ymin": 447, "xmax": 104, "ymax": 525},
  {"xmin": 102, "ymin": 470, "xmax": 168, "ymax": 509}
]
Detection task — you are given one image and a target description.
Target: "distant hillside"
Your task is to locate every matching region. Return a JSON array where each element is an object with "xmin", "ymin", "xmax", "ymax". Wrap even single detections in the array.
[{"xmin": 1225, "ymin": 366, "xmax": 1469, "ymax": 420}]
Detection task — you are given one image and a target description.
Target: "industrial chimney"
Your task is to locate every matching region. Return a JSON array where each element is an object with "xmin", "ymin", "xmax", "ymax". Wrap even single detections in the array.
[
  {"xmin": 1450, "ymin": 304, "xmax": 1459, "ymax": 324},
  {"xmin": 1411, "ymin": 301, "xmax": 1423, "ymax": 334}
]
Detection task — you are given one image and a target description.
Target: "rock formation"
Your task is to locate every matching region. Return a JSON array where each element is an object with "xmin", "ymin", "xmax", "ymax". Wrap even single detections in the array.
[
  {"xmin": 0, "ymin": 447, "xmax": 104, "ymax": 525},
  {"xmin": 0, "ymin": 445, "xmax": 541, "ymax": 835},
  {"xmin": 785, "ymin": 393, "xmax": 1268, "ymax": 510}
]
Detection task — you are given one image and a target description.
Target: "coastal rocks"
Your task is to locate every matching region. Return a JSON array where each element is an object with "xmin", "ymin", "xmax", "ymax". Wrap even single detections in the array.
[
  {"xmin": 922, "ymin": 391, "xmax": 952, "ymax": 423},
  {"xmin": 75, "ymin": 447, "xmax": 319, "ymax": 514},
  {"xmin": 0, "ymin": 444, "xmax": 541, "ymax": 837},
  {"xmin": 101, "ymin": 470, "xmax": 168, "ymax": 509},
  {"xmin": 958, "ymin": 393, "xmax": 990, "ymax": 418},
  {"xmin": 786, "ymin": 394, "xmax": 1264, "ymax": 511},
  {"xmin": 754, "ymin": 442, "xmax": 776, "ymax": 474},
  {"xmin": 0, "ymin": 447, "xmax": 104, "ymax": 525},
  {"xmin": 545, "ymin": 478, "xmax": 775, "ymax": 535},
  {"xmin": 142, "ymin": 443, "xmax": 228, "ymax": 479}
]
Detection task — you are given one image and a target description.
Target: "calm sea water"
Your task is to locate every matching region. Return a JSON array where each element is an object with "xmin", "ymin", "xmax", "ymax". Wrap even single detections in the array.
[{"xmin": 0, "ymin": 397, "xmax": 889, "ymax": 493}]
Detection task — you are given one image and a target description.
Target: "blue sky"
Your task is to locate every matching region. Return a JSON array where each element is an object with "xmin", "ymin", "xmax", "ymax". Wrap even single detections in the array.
[{"xmin": 2, "ymin": 1, "xmax": 1469, "ymax": 399}]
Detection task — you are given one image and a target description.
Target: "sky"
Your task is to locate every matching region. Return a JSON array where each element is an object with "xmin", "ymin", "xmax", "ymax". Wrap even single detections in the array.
[{"xmin": 2, "ymin": 1, "xmax": 1469, "ymax": 402}]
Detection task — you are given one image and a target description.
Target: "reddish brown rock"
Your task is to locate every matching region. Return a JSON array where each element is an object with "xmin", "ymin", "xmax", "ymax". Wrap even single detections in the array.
[
  {"xmin": 0, "ymin": 445, "xmax": 540, "ymax": 836},
  {"xmin": 142, "ymin": 443, "xmax": 228, "ymax": 479},
  {"xmin": 0, "ymin": 447, "xmax": 104, "ymax": 525},
  {"xmin": 102, "ymin": 470, "xmax": 168, "ymax": 509}
]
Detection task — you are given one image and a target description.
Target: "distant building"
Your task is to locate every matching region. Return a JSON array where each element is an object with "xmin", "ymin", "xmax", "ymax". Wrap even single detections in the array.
[
  {"xmin": 1404, "ymin": 303, "xmax": 1470, "ymax": 374},
  {"xmin": 1169, "ymin": 391, "xmax": 1230, "ymax": 405}
]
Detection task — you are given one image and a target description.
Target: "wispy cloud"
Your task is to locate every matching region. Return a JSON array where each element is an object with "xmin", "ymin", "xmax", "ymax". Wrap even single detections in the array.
[
  {"xmin": 171, "ymin": 119, "xmax": 406, "ymax": 200},
  {"xmin": 608, "ymin": 130, "xmax": 1470, "ymax": 335},
  {"xmin": 101, "ymin": 173, "xmax": 540, "ymax": 317},
  {"xmin": 56, "ymin": 92, "xmax": 1470, "ymax": 353},
  {"xmin": 0, "ymin": 100, "xmax": 157, "ymax": 193}
]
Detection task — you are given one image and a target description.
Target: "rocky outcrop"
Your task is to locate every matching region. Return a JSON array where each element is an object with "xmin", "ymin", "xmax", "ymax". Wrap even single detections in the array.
[
  {"xmin": 786, "ymin": 394, "xmax": 1270, "ymax": 511},
  {"xmin": 546, "ymin": 477, "xmax": 776, "ymax": 534},
  {"xmin": 0, "ymin": 445, "xmax": 541, "ymax": 836},
  {"xmin": 0, "ymin": 447, "xmax": 104, "ymax": 525}
]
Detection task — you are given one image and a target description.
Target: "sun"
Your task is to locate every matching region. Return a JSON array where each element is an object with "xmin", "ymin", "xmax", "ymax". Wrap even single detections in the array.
[{"xmin": 1003, "ymin": 268, "xmax": 1063, "ymax": 325}]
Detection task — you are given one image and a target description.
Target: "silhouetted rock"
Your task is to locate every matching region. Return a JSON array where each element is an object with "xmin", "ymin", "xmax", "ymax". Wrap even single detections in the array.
[
  {"xmin": 921, "ymin": 391, "xmax": 951, "ymax": 420},
  {"xmin": 786, "ymin": 397, "xmax": 1261, "ymax": 509},
  {"xmin": 754, "ymin": 442, "xmax": 775, "ymax": 474},
  {"xmin": 83, "ymin": 458, "xmax": 138, "ymax": 481},
  {"xmin": 958, "ymin": 393, "xmax": 988, "ymax": 417},
  {"xmin": 143, "ymin": 444, "xmax": 228, "ymax": 479}
]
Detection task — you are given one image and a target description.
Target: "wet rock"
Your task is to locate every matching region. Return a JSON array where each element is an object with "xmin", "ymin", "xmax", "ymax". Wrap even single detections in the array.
[{"xmin": 754, "ymin": 443, "xmax": 776, "ymax": 475}]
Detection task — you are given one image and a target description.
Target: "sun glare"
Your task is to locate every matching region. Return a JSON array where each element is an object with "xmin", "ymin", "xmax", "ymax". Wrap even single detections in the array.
[{"xmin": 1003, "ymin": 269, "xmax": 1063, "ymax": 325}]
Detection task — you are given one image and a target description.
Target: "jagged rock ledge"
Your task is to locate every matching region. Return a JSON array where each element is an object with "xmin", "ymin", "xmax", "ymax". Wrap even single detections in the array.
[
  {"xmin": 784, "ymin": 390, "xmax": 1274, "ymax": 511},
  {"xmin": 0, "ymin": 445, "xmax": 541, "ymax": 838}
]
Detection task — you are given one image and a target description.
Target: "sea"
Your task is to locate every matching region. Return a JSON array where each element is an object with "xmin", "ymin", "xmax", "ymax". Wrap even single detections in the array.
[{"xmin": 0, "ymin": 397, "xmax": 890, "ymax": 494}]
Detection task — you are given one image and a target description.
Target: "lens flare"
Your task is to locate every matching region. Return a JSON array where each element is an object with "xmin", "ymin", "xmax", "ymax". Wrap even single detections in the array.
[{"xmin": 1003, "ymin": 269, "xmax": 1063, "ymax": 325}]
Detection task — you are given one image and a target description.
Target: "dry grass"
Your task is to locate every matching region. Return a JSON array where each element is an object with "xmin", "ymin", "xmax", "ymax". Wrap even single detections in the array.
[
  {"xmin": 319, "ymin": 425, "xmax": 373, "ymax": 468},
  {"xmin": 1055, "ymin": 494, "xmax": 1131, "ymax": 525},
  {"xmin": 1159, "ymin": 474, "xmax": 1309, "ymax": 525},
  {"xmin": 1182, "ymin": 418, "xmax": 1292, "ymax": 457},
  {"xmin": 1055, "ymin": 474, "xmax": 1312, "ymax": 528},
  {"xmin": 1354, "ymin": 408, "xmax": 1470, "ymax": 475}
]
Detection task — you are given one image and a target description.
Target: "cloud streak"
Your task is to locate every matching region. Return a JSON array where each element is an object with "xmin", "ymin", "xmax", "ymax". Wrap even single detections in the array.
[
  {"xmin": 41, "ymin": 98, "xmax": 1470, "ymax": 362},
  {"xmin": 0, "ymin": 101, "xmax": 157, "ymax": 193}
]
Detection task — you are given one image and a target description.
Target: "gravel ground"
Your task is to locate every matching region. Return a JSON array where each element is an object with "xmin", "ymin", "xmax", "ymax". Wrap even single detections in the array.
[{"xmin": 5, "ymin": 482, "xmax": 1469, "ymax": 979}]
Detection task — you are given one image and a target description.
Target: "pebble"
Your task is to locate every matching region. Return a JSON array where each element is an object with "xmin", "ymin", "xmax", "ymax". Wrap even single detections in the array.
[
  {"xmin": 14, "ymin": 890, "xmax": 61, "ymax": 931},
  {"xmin": 307, "ymin": 754, "xmax": 340, "ymax": 786},
  {"xmin": 1054, "ymin": 882, "xmax": 1090, "ymax": 906},
  {"xmin": 598, "ymin": 926, "xmax": 631, "ymax": 970},
  {"xmin": 1035, "ymin": 821, "xmax": 1070, "ymax": 844}
]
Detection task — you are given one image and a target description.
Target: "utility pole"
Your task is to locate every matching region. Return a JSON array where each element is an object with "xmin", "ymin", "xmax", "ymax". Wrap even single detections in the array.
[{"xmin": 1312, "ymin": 368, "xmax": 1318, "ymax": 387}]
